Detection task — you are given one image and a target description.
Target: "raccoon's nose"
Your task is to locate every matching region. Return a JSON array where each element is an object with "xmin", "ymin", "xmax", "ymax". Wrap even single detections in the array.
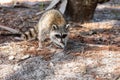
[
  {"xmin": 60, "ymin": 43, "xmax": 65, "ymax": 49},
  {"xmin": 60, "ymin": 40, "xmax": 65, "ymax": 45}
]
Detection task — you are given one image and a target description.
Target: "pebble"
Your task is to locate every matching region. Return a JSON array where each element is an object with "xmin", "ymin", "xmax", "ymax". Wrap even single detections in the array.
[
  {"xmin": 8, "ymin": 56, "xmax": 15, "ymax": 60},
  {"xmin": 21, "ymin": 54, "xmax": 30, "ymax": 60}
]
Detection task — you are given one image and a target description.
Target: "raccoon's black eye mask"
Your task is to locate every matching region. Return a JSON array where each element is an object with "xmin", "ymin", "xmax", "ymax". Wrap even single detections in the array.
[
  {"xmin": 55, "ymin": 34, "xmax": 67, "ymax": 38},
  {"xmin": 62, "ymin": 34, "xmax": 67, "ymax": 38},
  {"xmin": 55, "ymin": 34, "xmax": 61, "ymax": 38}
]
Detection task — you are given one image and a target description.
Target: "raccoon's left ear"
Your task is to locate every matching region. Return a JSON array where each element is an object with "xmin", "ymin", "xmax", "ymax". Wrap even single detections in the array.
[{"xmin": 65, "ymin": 24, "xmax": 70, "ymax": 30}]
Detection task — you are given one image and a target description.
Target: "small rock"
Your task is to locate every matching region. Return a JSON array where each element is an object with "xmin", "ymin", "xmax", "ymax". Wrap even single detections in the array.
[
  {"xmin": 87, "ymin": 30, "xmax": 97, "ymax": 35},
  {"xmin": 49, "ymin": 62, "xmax": 54, "ymax": 67},
  {"xmin": 73, "ymin": 63, "xmax": 87, "ymax": 74},
  {"xmin": 8, "ymin": 56, "xmax": 15, "ymax": 60},
  {"xmin": 13, "ymin": 64, "xmax": 21, "ymax": 71},
  {"xmin": 21, "ymin": 54, "xmax": 30, "ymax": 60}
]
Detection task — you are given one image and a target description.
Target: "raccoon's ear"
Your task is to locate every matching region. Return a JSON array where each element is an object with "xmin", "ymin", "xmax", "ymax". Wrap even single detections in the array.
[
  {"xmin": 52, "ymin": 24, "xmax": 58, "ymax": 30},
  {"xmin": 65, "ymin": 24, "xmax": 70, "ymax": 30}
]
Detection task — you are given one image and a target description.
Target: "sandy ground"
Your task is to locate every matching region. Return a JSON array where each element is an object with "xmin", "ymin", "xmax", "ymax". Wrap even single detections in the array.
[{"xmin": 0, "ymin": 0, "xmax": 120, "ymax": 80}]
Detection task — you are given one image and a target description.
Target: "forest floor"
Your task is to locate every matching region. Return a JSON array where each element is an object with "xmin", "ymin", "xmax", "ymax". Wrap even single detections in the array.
[{"xmin": 0, "ymin": 0, "xmax": 120, "ymax": 80}]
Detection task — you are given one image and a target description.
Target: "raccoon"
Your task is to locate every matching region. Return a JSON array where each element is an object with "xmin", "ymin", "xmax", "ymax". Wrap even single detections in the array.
[
  {"xmin": 21, "ymin": 9, "xmax": 70, "ymax": 50},
  {"xmin": 37, "ymin": 9, "xmax": 70, "ymax": 50}
]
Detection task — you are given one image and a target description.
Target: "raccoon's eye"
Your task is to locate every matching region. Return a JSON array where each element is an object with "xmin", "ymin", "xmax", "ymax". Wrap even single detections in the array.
[
  {"xmin": 55, "ymin": 34, "xmax": 61, "ymax": 38},
  {"xmin": 62, "ymin": 34, "xmax": 67, "ymax": 38}
]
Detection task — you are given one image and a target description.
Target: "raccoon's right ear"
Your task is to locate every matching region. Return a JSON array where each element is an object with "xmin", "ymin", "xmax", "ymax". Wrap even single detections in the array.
[
  {"xmin": 52, "ymin": 24, "xmax": 58, "ymax": 30},
  {"xmin": 65, "ymin": 24, "xmax": 70, "ymax": 30}
]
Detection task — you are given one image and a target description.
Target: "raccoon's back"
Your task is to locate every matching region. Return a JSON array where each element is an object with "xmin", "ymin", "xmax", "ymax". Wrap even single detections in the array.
[{"xmin": 38, "ymin": 9, "xmax": 66, "ymax": 30}]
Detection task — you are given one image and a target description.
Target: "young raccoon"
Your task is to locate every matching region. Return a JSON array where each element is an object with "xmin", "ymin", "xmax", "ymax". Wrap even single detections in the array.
[
  {"xmin": 21, "ymin": 9, "xmax": 70, "ymax": 50},
  {"xmin": 37, "ymin": 9, "xmax": 70, "ymax": 50}
]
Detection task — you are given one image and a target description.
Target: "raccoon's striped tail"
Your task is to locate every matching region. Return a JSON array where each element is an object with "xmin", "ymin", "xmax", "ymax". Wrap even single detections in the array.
[
  {"xmin": 20, "ymin": 27, "xmax": 38, "ymax": 41},
  {"xmin": 0, "ymin": 25, "xmax": 38, "ymax": 41}
]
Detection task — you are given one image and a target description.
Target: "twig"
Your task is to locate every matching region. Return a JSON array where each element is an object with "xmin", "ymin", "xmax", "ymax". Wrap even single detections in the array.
[
  {"xmin": 0, "ymin": 25, "xmax": 20, "ymax": 34},
  {"xmin": 45, "ymin": 0, "xmax": 60, "ymax": 10},
  {"xmin": 36, "ymin": 10, "xmax": 45, "ymax": 15},
  {"xmin": 59, "ymin": 0, "xmax": 68, "ymax": 14}
]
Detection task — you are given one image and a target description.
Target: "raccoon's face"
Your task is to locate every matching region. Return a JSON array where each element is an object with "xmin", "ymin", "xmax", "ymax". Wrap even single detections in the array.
[{"xmin": 50, "ymin": 24, "xmax": 70, "ymax": 49}]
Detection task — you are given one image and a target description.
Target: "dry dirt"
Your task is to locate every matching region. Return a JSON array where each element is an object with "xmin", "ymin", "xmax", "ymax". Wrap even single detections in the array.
[{"xmin": 0, "ymin": 0, "xmax": 120, "ymax": 80}]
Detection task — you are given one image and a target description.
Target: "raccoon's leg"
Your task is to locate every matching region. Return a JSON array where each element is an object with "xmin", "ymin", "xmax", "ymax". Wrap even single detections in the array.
[
  {"xmin": 41, "ymin": 33, "xmax": 46, "ymax": 41},
  {"xmin": 37, "ymin": 29, "xmax": 43, "ymax": 50}
]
